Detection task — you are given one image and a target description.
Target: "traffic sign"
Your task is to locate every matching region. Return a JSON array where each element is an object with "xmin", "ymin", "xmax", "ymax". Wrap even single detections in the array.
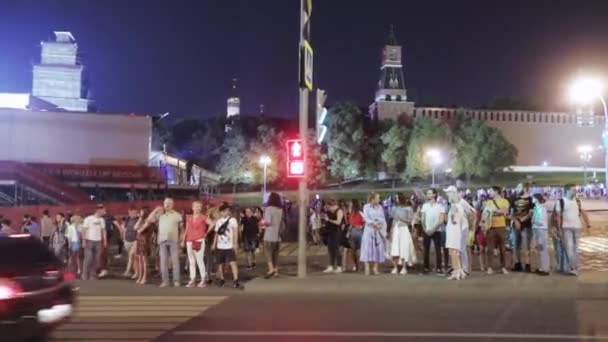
[
  {"xmin": 300, "ymin": 40, "xmax": 313, "ymax": 90},
  {"xmin": 286, "ymin": 139, "xmax": 305, "ymax": 178}
]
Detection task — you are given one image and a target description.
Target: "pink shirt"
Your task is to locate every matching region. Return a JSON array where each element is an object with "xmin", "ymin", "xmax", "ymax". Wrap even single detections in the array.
[{"xmin": 185, "ymin": 215, "xmax": 208, "ymax": 241}]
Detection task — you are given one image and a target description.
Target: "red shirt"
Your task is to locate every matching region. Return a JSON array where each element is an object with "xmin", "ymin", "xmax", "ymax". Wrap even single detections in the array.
[
  {"xmin": 185, "ymin": 214, "xmax": 208, "ymax": 241},
  {"xmin": 349, "ymin": 211, "xmax": 364, "ymax": 229}
]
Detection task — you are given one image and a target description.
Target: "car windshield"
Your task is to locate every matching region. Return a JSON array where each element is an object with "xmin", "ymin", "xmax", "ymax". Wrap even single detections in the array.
[{"xmin": 0, "ymin": 237, "xmax": 57, "ymax": 268}]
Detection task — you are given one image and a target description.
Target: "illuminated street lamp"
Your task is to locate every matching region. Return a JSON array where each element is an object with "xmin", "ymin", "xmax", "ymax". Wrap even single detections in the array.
[
  {"xmin": 578, "ymin": 145, "xmax": 593, "ymax": 184},
  {"xmin": 569, "ymin": 77, "xmax": 608, "ymax": 189},
  {"xmin": 426, "ymin": 149, "xmax": 442, "ymax": 187},
  {"xmin": 259, "ymin": 155, "xmax": 271, "ymax": 200}
]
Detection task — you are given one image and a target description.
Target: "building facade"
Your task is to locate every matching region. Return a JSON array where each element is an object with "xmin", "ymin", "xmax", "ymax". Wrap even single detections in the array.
[
  {"xmin": 369, "ymin": 29, "xmax": 604, "ymax": 168},
  {"xmin": 31, "ymin": 31, "xmax": 92, "ymax": 112}
]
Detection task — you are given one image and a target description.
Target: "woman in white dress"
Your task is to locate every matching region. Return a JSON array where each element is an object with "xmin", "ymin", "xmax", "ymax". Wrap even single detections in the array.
[
  {"xmin": 444, "ymin": 186, "xmax": 475, "ymax": 280},
  {"xmin": 390, "ymin": 194, "xmax": 417, "ymax": 275}
]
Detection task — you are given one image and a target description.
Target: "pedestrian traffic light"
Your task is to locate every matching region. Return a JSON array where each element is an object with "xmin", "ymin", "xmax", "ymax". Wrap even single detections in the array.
[
  {"xmin": 286, "ymin": 139, "xmax": 305, "ymax": 178},
  {"xmin": 316, "ymin": 88, "xmax": 327, "ymax": 143}
]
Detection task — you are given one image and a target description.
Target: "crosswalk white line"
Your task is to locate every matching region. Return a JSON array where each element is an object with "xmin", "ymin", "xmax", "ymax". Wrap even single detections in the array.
[{"xmin": 51, "ymin": 296, "xmax": 226, "ymax": 342}]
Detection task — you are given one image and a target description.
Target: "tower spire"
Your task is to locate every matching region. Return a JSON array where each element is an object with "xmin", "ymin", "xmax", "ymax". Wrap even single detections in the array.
[
  {"xmin": 386, "ymin": 25, "xmax": 398, "ymax": 46},
  {"xmin": 227, "ymin": 77, "xmax": 240, "ymax": 118}
]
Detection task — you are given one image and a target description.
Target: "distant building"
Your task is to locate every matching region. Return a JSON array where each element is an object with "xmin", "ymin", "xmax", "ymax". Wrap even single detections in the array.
[
  {"xmin": 227, "ymin": 78, "xmax": 240, "ymax": 118},
  {"xmin": 369, "ymin": 27, "xmax": 604, "ymax": 168},
  {"xmin": 31, "ymin": 31, "xmax": 93, "ymax": 112}
]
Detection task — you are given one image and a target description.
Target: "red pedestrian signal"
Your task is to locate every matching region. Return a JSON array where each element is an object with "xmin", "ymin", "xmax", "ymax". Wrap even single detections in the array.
[{"xmin": 286, "ymin": 139, "xmax": 305, "ymax": 178}]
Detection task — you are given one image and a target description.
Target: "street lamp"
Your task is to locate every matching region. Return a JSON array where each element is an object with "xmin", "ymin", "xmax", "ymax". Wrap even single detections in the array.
[
  {"xmin": 578, "ymin": 145, "xmax": 593, "ymax": 184},
  {"xmin": 426, "ymin": 149, "xmax": 442, "ymax": 187},
  {"xmin": 569, "ymin": 77, "xmax": 608, "ymax": 189},
  {"xmin": 259, "ymin": 155, "xmax": 271, "ymax": 201}
]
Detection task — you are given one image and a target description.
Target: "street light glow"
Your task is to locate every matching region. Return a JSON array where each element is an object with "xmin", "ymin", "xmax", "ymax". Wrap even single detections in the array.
[
  {"xmin": 578, "ymin": 145, "xmax": 593, "ymax": 154},
  {"xmin": 426, "ymin": 149, "xmax": 442, "ymax": 165},
  {"xmin": 259, "ymin": 155, "xmax": 271, "ymax": 166},
  {"xmin": 569, "ymin": 77, "xmax": 603, "ymax": 105}
]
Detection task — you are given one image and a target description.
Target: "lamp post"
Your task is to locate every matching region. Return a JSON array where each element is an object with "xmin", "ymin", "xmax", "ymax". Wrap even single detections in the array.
[
  {"xmin": 569, "ymin": 77, "xmax": 608, "ymax": 190},
  {"xmin": 259, "ymin": 155, "xmax": 271, "ymax": 201},
  {"xmin": 578, "ymin": 145, "xmax": 593, "ymax": 185},
  {"xmin": 426, "ymin": 149, "xmax": 442, "ymax": 187}
]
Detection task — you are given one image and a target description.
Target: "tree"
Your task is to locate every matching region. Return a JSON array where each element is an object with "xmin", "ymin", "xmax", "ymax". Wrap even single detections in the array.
[
  {"xmin": 403, "ymin": 117, "xmax": 452, "ymax": 181},
  {"xmin": 245, "ymin": 124, "xmax": 285, "ymax": 185},
  {"xmin": 325, "ymin": 102, "xmax": 366, "ymax": 181},
  {"xmin": 380, "ymin": 122, "xmax": 409, "ymax": 187},
  {"xmin": 452, "ymin": 115, "xmax": 517, "ymax": 182},
  {"xmin": 216, "ymin": 128, "xmax": 251, "ymax": 193},
  {"xmin": 306, "ymin": 131, "xmax": 328, "ymax": 188}
]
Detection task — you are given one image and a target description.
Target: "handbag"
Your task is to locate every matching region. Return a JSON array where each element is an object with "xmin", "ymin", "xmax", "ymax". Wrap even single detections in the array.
[{"xmin": 192, "ymin": 240, "xmax": 202, "ymax": 252}]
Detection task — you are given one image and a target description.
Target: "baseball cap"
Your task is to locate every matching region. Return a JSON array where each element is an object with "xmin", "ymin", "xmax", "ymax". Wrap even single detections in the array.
[{"xmin": 443, "ymin": 185, "xmax": 458, "ymax": 193}]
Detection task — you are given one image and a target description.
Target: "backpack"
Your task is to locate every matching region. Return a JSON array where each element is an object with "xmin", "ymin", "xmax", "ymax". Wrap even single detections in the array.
[{"xmin": 550, "ymin": 198, "xmax": 582, "ymax": 230}]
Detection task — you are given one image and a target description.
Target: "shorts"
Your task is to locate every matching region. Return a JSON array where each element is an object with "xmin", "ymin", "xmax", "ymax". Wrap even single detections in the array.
[
  {"xmin": 70, "ymin": 241, "xmax": 81, "ymax": 252},
  {"xmin": 349, "ymin": 228, "xmax": 363, "ymax": 250},
  {"xmin": 124, "ymin": 240, "xmax": 136, "ymax": 253},
  {"xmin": 514, "ymin": 227, "xmax": 533, "ymax": 251},
  {"xmin": 216, "ymin": 249, "xmax": 236, "ymax": 264},
  {"xmin": 242, "ymin": 237, "xmax": 259, "ymax": 252}
]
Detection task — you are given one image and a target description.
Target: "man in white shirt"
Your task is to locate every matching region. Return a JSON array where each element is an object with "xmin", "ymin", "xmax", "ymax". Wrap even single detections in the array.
[
  {"xmin": 420, "ymin": 188, "xmax": 447, "ymax": 274},
  {"xmin": 81, "ymin": 205, "xmax": 108, "ymax": 280},
  {"xmin": 555, "ymin": 184, "xmax": 590, "ymax": 276},
  {"xmin": 213, "ymin": 202, "xmax": 241, "ymax": 289}
]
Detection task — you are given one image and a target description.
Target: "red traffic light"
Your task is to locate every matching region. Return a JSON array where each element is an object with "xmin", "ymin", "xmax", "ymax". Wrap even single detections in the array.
[{"xmin": 286, "ymin": 139, "xmax": 305, "ymax": 178}]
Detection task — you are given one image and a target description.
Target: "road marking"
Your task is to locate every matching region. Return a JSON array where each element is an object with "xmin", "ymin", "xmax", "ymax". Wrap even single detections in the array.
[
  {"xmin": 173, "ymin": 330, "xmax": 608, "ymax": 340},
  {"xmin": 51, "ymin": 296, "xmax": 226, "ymax": 341}
]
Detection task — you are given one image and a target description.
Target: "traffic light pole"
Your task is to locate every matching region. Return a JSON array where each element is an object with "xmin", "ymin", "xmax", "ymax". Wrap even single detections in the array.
[{"xmin": 297, "ymin": 0, "xmax": 309, "ymax": 279}]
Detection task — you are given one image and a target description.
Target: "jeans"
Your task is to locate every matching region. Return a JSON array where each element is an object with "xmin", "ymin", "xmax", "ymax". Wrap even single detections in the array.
[
  {"xmin": 552, "ymin": 237, "xmax": 567, "ymax": 273},
  {"xmin": 82, "ymin": 240, "xmax": 102, "ymax": 280},
  {"xmin": 159, "ymin": 240, "xmax": 180, "ymax": 284},
  {"xmin": 533, "ymin": 229, "xmax": 550, "ymax": 272},
  {"xmin": 423, "ymin": 231, "xmax": 444, "ymax": 270},
  {"xmin": 513, "ymin": 227, "xmax": 532, "ymax": 264},
  {"xmin": 562, "ymin": 228, "xmax": 581, "ymax": 273},
  {"xmin": 186, "ymin": 240, "xmax": 206, "ymax": 282},
  {"xmin": 326, "ymin": 229, "xmax": 342, "ymax": 267}
]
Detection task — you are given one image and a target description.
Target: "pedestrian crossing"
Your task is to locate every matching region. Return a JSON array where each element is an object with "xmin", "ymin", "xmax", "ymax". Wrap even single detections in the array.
[
  {"xmin": 278, "ymin": 242, "xmax": 326, "ymax": 257},
  {"xmin": 50, "ymin": 295, "xmax": 226, "ymax": 342},
  {"xmin": 578, "ymin": 237, "xmax": 608, "ymax": 253}
]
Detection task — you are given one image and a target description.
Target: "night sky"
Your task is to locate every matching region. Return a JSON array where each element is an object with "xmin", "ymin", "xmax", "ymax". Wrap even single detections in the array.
[{"xmin": 1, "ymin": 0, "xmax": 608, "ymax": 118}]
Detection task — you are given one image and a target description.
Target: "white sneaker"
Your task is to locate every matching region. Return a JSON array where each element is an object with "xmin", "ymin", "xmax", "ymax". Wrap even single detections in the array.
[
  {"xmin": 334, "ymin": 267, "xmax": 343, "ymax": 274},
  {"xmin": 487, "ymin": 268, "xmax": 494, "ymax": 275},
  {"xmin": 186, "ymin": 281, "xmax": 196, "ymax": 288},
  {"xmin": 502, "ymin": 268, "xmax": 509, "ymax": 275},
  {"xmin": 391, "ymin": 267, "xmax": 398, "ymax": 275},
  {"xmin": 400, "ymin": 268, "xmax": 407, "ymax": 275},
  {"xmin": 98, "ymin": 270, "xmax": 108, "ymax": 278},
  {"xmin": 323, "ymin": 266, "xmax": 334, "ymax": 273}
]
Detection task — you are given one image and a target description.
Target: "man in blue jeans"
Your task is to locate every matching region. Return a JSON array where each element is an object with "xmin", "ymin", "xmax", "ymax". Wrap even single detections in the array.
[
  {"xmin": 146, "ymin": 198, "xmax": 183, "ymax": 287},
  {"xmin": 82, "ymin": 205, "xmax": 108, "ymax": 280},
  {"xmin": 555, "ymin": 184, "xmax": 590, "ymax": 276}
]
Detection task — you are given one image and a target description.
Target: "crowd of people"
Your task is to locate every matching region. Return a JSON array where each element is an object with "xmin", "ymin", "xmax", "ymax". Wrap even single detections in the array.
[
  {"xmin": 0, "ymin": 182, "xmax": 592, "ymax": 286},
  {"xmin": 0, "ymin": 192, "xmax": 289, "ymax": 289},
  {"xmin": 310, "ymin": 182, "xmax": 591, "ymax": 279}
]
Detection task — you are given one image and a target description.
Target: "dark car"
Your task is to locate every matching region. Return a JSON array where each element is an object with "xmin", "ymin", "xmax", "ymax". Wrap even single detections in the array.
[{"xmin": 0, "ymin": 234, "xmax": 76, "ymax": 342}]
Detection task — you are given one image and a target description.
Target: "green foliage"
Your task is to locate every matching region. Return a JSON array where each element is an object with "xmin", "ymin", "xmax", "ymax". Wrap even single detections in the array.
[
  {"xmin": 245, "ymin": 124, "xmax": 285, "ymax": 184},
  {"xmin": 380, "ymin": 122, "xmax": 409, "ymax": 179},
  {"xmin": 452, "ymin": 113, "xmax": 518, "ymax": 180},
  {"xmin": 403, "ymin": 117, "xmax": 452, "ymax": 181},
  {"xmin": 307, "ymin": 131, "xmax": 328, "ymax": 188},
  {"xmin": 216, "ymin": 127, "xmax": 251, "ymax": 186},
  {"xmin": 325, "ymin": 102, "xmax": 366, "ymax": 180}
]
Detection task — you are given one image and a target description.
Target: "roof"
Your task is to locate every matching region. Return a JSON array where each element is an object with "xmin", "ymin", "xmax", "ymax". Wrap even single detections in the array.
[
  {"xmin": 386, "ymin": 25, "xmax": 399, "ymax": 46},
  {"xmin": 53, "ymin": 31, "xmax": 76, "ymax": 43}
]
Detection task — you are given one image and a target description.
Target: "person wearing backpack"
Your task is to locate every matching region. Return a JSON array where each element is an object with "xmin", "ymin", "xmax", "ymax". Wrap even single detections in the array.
[
  {"xmin": 554, "ymin": 184, "xmax": 591, "ymax": 276},
  {"xmin": 212, "ymin": 202, "xmax": 241, "ymax": 288}
]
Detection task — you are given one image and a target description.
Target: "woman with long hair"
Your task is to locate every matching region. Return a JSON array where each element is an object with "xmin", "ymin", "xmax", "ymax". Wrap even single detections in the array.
[
  {"xmin": 360, "ymin": 192, "xmax": 387, "ymax": 275},
  {"xmin": 66, "ymin": 215, "xmax": 82, "ymax": 275},
  {"xmin": 322, "ymin": 198, "xmax": 345, "ymax": 273},
  {"xmin": 444, "ymin": 187, "xmax": 475, "ymax": 280},
  {"xmin": 389, "ymin": 194, "xmax": 417, "ymax": 275},
  {"xmin": 261, "ymin": 192, "xmax": 284, "ymax": 278},
  {"xmin": 135, "ymin": 207, "xmax": 152, "ymax": 285}
]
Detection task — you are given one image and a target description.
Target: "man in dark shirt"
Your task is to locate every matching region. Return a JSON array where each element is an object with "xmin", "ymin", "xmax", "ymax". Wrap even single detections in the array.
[
  {"xmin": 511, "ymin": 182, "xmax": 534, "ymax": 272},
  {"xmin": 240, "ymin": 208, "xmax": 260, "ymax": 270}
]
